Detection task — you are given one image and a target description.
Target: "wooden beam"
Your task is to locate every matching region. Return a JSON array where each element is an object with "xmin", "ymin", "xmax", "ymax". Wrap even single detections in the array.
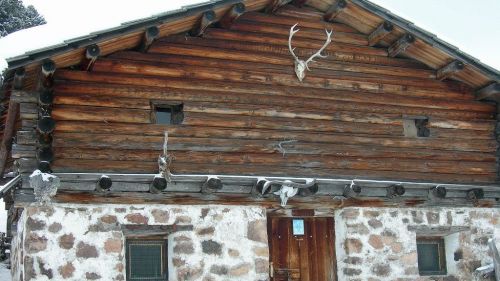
[
  {"xmin": 37, "ymin": 116, "xmax": 56, "ymax": 134},
  {"xmin": 0, "ymin": 101, "xmax": 19, "ymax": 176},
  {"xmin": 190, "ymin": 10, "xmax": 216, "ymax": 37},
  {"xmin": 430, "ymin": 185, "xmax": 447, "ymax": 199},
  {"xmin": 37, "ymin": 147, "xmax": 53, "ymax": 162},
  {"xmin": 324, "ymin": 0, "xmax": 347, "ymax": 22},
  {"xmin": 219, "ymin": 3, "xmax": 246, "ymax": 29},
  {"xmin": 38, "ymin": 87, "xmax": 54, "ymax": 106},
  {"xmin": 476, "ymin": 82, "xmax": 500, "ymax": 101},
  {"xmin": 387, "ymin": 184, "xmax": 405, "ymax": 198},
  {"xmin": 265, "ymin": 0, "xmax": 292, "ymax": 14},
  {"xmin": 82, "ymin": 44, "xmax": 100, "ymax": 71},
  {"xmin": 41, "ymin": 59, "xmax": 56, "ymax": 78},
  {"xmin": 201, "ymin": 177, "xmax": 223, "ymax": 194},
  {"xmin": 150, "ymin": 175, "xmax": 167, "ymax": 193},
  {"xmin": 466, "ymin": 188, "xmax": 484, "ymax": 200},
  {"xmin": 139, "ymin": 26, "xmax": 160, "ymax": 52},
  {"xmin": 292, "ymin": 0, "xmax": 308, "ymax": 7},
  {"xmin": 436, "ymin": 60, "xmax": 464, "ymax": 81},
  {"xmin": 368, "ymin": 21, "xmax": 393, "ymax": 46},
  {"xmin": 96, "ymin": 175, "xmax": 112, "ymax": 192},
  {"xmin": 388, "ymin": 34, "xmax": 415, "ymax": 57},
  {"xmin": 13, "ymin": 67, "xmax": 25, "ymax": 90},
  {"xmin": 343, "ymin": 183, "xmax": 361, "ymax": 198},
  {"xmin": 38, "ymin": 161, "xmax": 51, "ymax": 173}
]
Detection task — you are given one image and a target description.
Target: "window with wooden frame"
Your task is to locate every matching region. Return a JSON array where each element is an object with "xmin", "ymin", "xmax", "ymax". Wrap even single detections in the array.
[
  {"xmin": 152, "ymin": 103, "xmax": 183, "ymax": 125},
  {"xmin": 403, "ymin": 116, "xmax": 430, "ymax": 138},
  {"xmin": 416, "ymin": 237, "xmax": 447, "ymax": 276},
  {"xmin": 126, "ymin": 238, "xmax": 168, "ymax": 281}
]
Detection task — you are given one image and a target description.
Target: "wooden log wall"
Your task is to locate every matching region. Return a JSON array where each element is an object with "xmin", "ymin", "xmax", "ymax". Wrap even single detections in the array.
[{"xmin": 45, "ymin": 9, "xmax": 497, "ymax": 184}]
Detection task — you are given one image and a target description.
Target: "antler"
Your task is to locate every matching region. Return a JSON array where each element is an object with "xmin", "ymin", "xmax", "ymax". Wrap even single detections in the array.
[
  {"xmin": 288, "ymin": 23, "xmax": 300, "ymax": 62},
  {"xmin": 304, "ymin": 29, "xmax": 333, "ymax": 70},
  {"xmin": 261, "ymin": 179, "xmax": 316, "ymax": 194}
]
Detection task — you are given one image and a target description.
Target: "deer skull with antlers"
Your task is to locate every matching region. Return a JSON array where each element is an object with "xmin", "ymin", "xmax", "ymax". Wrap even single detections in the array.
[{"xmin": 289, "ymin": 23, "xmax": 333, "ymax": 81}]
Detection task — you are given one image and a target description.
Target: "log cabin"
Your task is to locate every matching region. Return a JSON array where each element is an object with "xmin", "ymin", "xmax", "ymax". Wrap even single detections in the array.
[{"xmin": 0, "ymin": 0, "xmax": 500, "ymax": 280}]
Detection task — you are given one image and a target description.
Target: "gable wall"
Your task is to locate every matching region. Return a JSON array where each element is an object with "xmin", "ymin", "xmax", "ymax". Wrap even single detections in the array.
[{"xmin": 25, "ymin": 7, "xmax": 497, "ymax": 184}]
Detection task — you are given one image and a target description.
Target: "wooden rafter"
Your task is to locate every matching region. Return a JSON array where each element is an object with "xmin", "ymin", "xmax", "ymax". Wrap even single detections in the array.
[
  {"xmin": 139, "ymin": 26, "xmax": 160, "ymax": 52},
  {"xmin": 436, "ymin": 60, "xmax": 464, "ymax": 81},
  {"xmin": 388, "ymin": 33, "xmax": 415, "ymax": 57},
  {"xmin": 219, "ymin": 3, "xmax": 246, "ymax": 29},
  {"xmin": 476, "ymin": 82, "xmax": 500, "ymax": 101},
  {"xmin": 368, "ymin": 21, "xmax": 393, "ymax": 46},
  {"xmin": 324, "ymin": 0, "xmax": 347, "ymax": 22},
  {"xmin": 265, "ymin": 0, "xmax": 293, "ymax": 14},
  {"xmin": 190, "ymin": 10, "xmax": 217, "ymax": 36}
]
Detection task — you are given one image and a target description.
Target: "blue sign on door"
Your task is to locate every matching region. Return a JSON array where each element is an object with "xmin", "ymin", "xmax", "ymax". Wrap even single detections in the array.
[{"xmin": 292, "ymin": 219, "xmax": 305, "ymax": 235}]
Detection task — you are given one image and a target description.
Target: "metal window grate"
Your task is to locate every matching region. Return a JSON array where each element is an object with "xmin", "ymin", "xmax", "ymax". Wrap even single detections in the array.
[
  {"xmin": 126, "ymin": 240, "xmax": 167, "ymax": 281},
  {"xmin": 416, "ymin": 237, "xmax": 447, "ymax": 276}
]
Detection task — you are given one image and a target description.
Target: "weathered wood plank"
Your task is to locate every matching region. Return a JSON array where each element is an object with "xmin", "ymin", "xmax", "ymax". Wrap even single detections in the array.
[
  {"xmin": 53, "ymin": 79, "xmax": 494, "ymax": 120},
  {"xmin": 54, "ymin": 121, "xmax": 497, "ymax": 154}
]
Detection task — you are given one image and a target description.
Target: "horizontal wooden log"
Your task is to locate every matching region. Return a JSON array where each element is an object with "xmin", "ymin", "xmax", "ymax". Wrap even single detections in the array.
[
  {"xmin": 19, "ymin": 103, "xmax": 37, "ymax": 120},
  {"xmin": 54, "ymin": 121, "xmax": 497, "ymax": 154},
  {"xmin": 15, "ymin": 131, "xmax": 37, "ymax": 145},
  {"xmin": 239, "ymin": 12, "xmax": 358, "ymax": 33},
  {"xmin": 200, "ymin": 27, "xmax": 387, "ymax": 56},
  {"xmin": 50, "ymin": 159, "xmax": 497, "ymax": 183},
  {"xmin": 229, "ymin": 20, "xmax": 368, "ymax": 45},
  {"xmin": 53, "ymin": 76, "xmax": 494, "ymax": 118},
  {"xmin": 53, "ymin": 149, "xmax": 495, "ymax": 175},
  {"xmin": 388, "ymin": 34, "xmax": 415, "ymax": 57},
  {"xmin": 324, "ymin": 0, "xmax": 347, "ymax": 22},
  {"xmin": 10, "ymin": 90, "xmax": 38, "ymax": 103},
  {"xmin": 90, "ymin": 58, "xmax": 472, "ymax": 100},
  {"xmin": 219, "ymin": 3, "xmax": 246, "ymax": 29},
  {"xmin": 12, "ymin": 144, "xmax": 36, "ymax": 159},
  {"xmin": 266, "ymin": 0, "xmax": 292, "ymax": 14},
  {"xmin": 368, "ymin": 21, "xmax": 393, "ymax": 46},
  {"xmin": 52, "ymin": 105, "xmax": 151, "ymax": 123},
  {"xmin": 436, "ymin": 60, "xmax": 464, "ymax": 81}
]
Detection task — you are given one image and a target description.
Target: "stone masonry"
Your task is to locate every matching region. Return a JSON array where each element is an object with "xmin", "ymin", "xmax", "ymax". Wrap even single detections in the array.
[
  {"xmin": 335, "ymin": 207, "xmax": 500, "ymax": 281},
  {"xmin": 11, "ymin": 204, "xmax": 269, "ymax": 281}
]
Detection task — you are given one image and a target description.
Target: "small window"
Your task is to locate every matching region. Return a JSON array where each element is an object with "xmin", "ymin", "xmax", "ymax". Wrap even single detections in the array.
[
  {"xmin": 126, "ymin": 239, "xmax": 167, "ymax": 281},
  {"xmin": 416, "ymin": 237, "xmax": 447, "ymax": 276},
  {"xmin": 153, "ymin": 104, "xmax": 183, "ymax": 125},
  {"xmin": 292, "ymin": 219, "xmax": 305, "ymax": 236},
  {"xmin": 403, "ymin": 116, "xmax": 430, "ymax": 138}
]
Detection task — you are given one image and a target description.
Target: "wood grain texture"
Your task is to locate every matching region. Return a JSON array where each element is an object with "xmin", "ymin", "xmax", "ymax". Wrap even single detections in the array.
[{"xmin": 45, "ymin": 10, "xmax": 497, "ymax": 184}]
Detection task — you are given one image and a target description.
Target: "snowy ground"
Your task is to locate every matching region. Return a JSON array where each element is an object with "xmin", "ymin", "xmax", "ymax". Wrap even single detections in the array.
[{"xmin": 0, "ymin": 260, "xmax": 11, "ymax": 281}]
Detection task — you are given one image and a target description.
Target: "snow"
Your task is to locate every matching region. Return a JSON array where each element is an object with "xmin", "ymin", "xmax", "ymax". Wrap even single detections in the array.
[
  {"xmin": 0, "ymin": 261, "xmax": 10, "ymax": 281},
  {"xmin": 0, "ymin": 0, "xmax": 207, "ymax": 74}
]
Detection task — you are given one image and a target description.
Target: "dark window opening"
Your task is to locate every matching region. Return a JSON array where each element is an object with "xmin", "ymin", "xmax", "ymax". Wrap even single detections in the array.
[
  {"xmin": 403, "ymin": 116, "xmax": 430, "ymax": 138},
  {"xmin": 126, "ymin": 239, "xmax": 167, "ymax": 281},
  {"xmin": 153, "ymin": 104, "xmax": 183, "ymax": 125},
  {"xmin": 416, "ymin": 237, "xmax": 447, "ymax": 276}
]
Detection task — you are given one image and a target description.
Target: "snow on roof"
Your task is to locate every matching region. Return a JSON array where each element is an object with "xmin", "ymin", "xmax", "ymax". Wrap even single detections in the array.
[{"xmin": 0, "ymin": 0, "xmax": 208, "ymax": 74}]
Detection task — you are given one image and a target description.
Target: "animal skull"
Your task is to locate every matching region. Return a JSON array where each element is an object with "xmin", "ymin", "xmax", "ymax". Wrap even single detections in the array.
[
  {"xmin": 289, "ymin": 23, "xmax": 333, "ymax": 81},
  {"xmin": 260, "ymin": 178, "xmax": 317, "ymax": 207}
]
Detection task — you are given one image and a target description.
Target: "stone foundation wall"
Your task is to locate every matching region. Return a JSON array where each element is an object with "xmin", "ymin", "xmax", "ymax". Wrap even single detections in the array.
[
  {"xmin": 335, "ymin": 207, "xmax": 500, "ymax": 281},
  {"xmin": 13, "ymin": 204, "xmax": 269, "ymax": 281}
]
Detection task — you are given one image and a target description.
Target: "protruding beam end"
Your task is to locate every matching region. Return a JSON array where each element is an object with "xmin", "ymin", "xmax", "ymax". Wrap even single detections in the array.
[
  {"xmin": 324, "ymin": 0, "xmax": 347, "ymax": 22},
  {"xmin": 219, "ymin": 3, "xmax": 246, "ymax": 29},
  {"xmin": 150, "ymin": 176, "xmax": 168, "ymax": 193},
  {"xmin": 476, "ymin": 82, "xmax": 500, "ymax": 102},
  {"xmin": 436, "ymin": 60, "xmax": 464, "ymax": 81},
  {"xmin": 190, "ymin": 10, "xmax": 217, "ymax": 37},
  {"xmin": 388, "ymin": 34, "xmax": 415, "ymax": 57},
  {"xmin": 96, "ymin": 175, "xmax": 112, "ymax": 192},
  {"xmin": 368, "ymin": 21, "xmax": 394, "ymax": 46},
  {"xmin": 139, "ymin": 26, "xmax": 160, "ymax": 52}
]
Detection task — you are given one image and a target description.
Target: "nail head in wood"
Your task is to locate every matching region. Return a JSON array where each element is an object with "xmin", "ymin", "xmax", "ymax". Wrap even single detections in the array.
[
  {"xmin": 436, "ymin": 60, "xmax": 464, "ymax": 81},
  {"xmin": 37, "ymin": 116, "xmax": 56, "ymax": 134},
  {"xmin": 150, "ymin": 175, "xmax": 167, "ymax": 193},
  {"xmin": 37, "ymin": 147, "xmax": 54, "ymax": 162},
  {"xmin": 97, "ymin": 175, "xmax": 112, "ymax": 192},
  {"xmin": 368, "ymin": 21, "xmax": 394, "ymax": 46},
  {"xmin": 190, "ymin": 10, "xmax": 217, "ymax": 37},
  {"xmin": 476, "ymin": 82, "xmax": 500, "ymax": 101},
  {"xmin": 219, "ymin": 3, "xmax": 246, "ymax": 29},
  {"xmin": 13, "ymin": 67, "xmax": 26, "ymax": 90},
  {"xmin": 201, "ymin": 177, "xmax": 223, "ymax": 193},
  {"xmin": 266, "ymin": 0, "xmax": 293, "ymax": 14},
  {"xmin": 41, "ymin": 59, "xmax": 56, "ymax": 77},
  {"xmin": 39, "ymin": 87, "xmax": 54, "ymax": 105},
  {"xmin": 388, "ymin": 33, "xmax": 415, "ymax": 57},
  {"xmin": 324, "ymin": 0, "xmax": 347, "ymax": 22}
]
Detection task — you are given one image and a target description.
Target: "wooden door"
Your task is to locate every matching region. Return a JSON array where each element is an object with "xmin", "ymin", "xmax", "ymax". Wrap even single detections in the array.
[{"xmin": 268, "ymin": 217, "xmax": 337, "ymax": 281}]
